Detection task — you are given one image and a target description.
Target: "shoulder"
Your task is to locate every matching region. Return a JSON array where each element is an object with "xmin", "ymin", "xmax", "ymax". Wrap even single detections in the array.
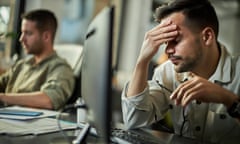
[
  {"xmin": 223, "ymin": 47, "xmax": 240, "ymax": 67},
  {"xmin": 153, "ymin": 60, "xmax": 175, "ymax": 82},
  {"xmin": 231, "ymin": 55, "xmax": 240, "ymax": 70},
  {"xmin": 11, "ymin": 56, "xmax": 33, "ymax": 69},
  {"xmin": 154, "ymin": 60, "xmax": 174, "ymax": 74},
  {"xmin": 47, "ymin": 54, "xmax": 72, "ymax": 69}
]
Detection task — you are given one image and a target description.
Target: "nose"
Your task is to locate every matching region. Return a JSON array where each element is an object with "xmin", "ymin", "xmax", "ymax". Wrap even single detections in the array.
[
  {"xmin": 19, "ymin": 33, "xmax": 24, "ymax": 42},
  {"xmin": 165, "ymin": 43, "xmax": 175, "ymax": 54}
]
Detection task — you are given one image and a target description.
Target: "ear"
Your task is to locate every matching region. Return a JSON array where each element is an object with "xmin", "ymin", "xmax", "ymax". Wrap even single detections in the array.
[
  {"xmin": 42, "ymin": 31, "xmax": 51, "ymax": 42},
  {"xmin": 201, "ymin": 27, "xmax": 215, "ymax": 46}
]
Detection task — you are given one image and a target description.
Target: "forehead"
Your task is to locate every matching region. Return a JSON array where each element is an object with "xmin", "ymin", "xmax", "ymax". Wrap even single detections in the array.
[
  {"xmin": 165, "ymin": 12, "xmax": 185, "ymax": 25},
  {"xmin": 21, "ymin": 19, "xmax": 38, "ymax": 31},
  {"xmin": 163, "ymin": 12, "xmax": 191, "ymax": 35}
]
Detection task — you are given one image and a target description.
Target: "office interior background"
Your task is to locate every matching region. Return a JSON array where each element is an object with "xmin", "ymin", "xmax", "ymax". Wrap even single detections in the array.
[
  {"xmin": 1, "ymin": 0, "xmax": 240, "ymax": 84},
  {"xmin": 0, "ymin": 0, "xmax": 239, "ymax": 103}
]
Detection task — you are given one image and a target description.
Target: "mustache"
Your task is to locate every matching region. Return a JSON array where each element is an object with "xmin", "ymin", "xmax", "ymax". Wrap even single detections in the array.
[{"xmin": 168, "ymin": 54, "xmax": 182, "ymax": 59}]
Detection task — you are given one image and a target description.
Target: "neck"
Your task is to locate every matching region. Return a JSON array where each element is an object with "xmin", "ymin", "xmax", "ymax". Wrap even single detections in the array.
[
  {"xmin": 193, "ymin": 43, "xmax": 220, "ymax": 79},
  {"xmin": 34, "ymin": 48, "xmax": 54, "ymax": 64}
]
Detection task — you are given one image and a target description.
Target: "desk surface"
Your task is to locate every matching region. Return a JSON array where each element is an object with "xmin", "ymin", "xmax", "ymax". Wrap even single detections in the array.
[
  {"xmin": 0, "ymin": 108, "xmax": 215, "ymax": 144},
  {"xmin": 0, "ymin": 125, "xmax": 217, "ymax": 144}
]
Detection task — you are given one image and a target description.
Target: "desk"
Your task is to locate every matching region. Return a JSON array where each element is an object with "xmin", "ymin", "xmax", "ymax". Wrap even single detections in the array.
[
  {"xmin": 0, "ymin": 109, "xmax": 214, "ymax": 144},
  {"xmin": 0, "ymin": 127, "xmax": 217, "ymax": 144},
  {"xmin": 0, "ymin": 131, "xmax": 76, "ymax": 144},
  {"xmin": 0, "ymin": 124, "xmax": 216, "ymax": 144}
]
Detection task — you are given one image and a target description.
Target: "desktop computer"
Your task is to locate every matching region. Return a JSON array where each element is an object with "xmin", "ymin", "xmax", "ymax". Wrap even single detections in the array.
[
  {"xmin": 73, "ymin": 5, "xmax": 166, "ymax": 144},
  {"xmin": 74, "ymin": 5, "xmax": 114, "ymax": 143},
  {"xmin": 48, "ymin": 4, "xmax": 168, "ymax": 144}
]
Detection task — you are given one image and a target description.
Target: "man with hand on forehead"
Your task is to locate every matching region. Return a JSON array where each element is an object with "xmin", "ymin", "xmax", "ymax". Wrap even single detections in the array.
[{"xmin": 121, "ymin": 0, "xmax": 240, "ymax": 143}]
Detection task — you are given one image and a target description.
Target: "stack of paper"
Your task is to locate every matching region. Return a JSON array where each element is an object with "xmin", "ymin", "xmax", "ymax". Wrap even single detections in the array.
[
  {"xmin": 0, "ymin": 106, "xmax": 78, "ymax": 136},
  {"xmin": 0, "ymin": 118, "xmax": 77, "ymax": 136}
]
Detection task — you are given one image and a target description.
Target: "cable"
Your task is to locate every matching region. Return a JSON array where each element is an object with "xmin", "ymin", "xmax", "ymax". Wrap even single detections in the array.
[{"xmin": 56, "ymin": 103, "xmax": 87, "ymax": 144}]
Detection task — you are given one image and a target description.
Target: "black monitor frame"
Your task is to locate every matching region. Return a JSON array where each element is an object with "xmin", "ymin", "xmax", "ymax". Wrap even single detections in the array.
[{"xmin": 75, "ymin": 6, "xmax": 114, "ymax": 143}]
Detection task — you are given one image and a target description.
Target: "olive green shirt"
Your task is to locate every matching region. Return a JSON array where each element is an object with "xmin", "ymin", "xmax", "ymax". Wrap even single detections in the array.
[{"xmin": 0, "ymin": 52, "xmax": 75, "ymax": 110}]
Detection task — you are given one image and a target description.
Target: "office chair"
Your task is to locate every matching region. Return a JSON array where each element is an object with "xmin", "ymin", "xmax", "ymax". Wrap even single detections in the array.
[{"xmin": 54, "ymin": 44, "xmax": 83, "ymax": 105}]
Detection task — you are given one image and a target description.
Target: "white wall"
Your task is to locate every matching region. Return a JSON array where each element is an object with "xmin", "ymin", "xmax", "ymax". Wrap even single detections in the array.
[
  {"xmin": 118, "ymin": 0, "xmax": 152, "ymax": 73},
  {"xmin": 25, "ymin": 0, "xmax": 94, "ymax": 44},
  {"xmin": 213, "ymin": 1, "xmax": 240, "ymax": 56}
]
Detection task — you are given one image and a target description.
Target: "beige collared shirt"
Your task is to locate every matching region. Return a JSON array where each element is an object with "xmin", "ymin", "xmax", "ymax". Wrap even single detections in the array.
[
  {"xmin": 122, "ymin": 44, "xmax": 240, "ymax": 144},
  {"xmin": 0, "ymin": 52, "xmax": 75, "ymax": 110}
]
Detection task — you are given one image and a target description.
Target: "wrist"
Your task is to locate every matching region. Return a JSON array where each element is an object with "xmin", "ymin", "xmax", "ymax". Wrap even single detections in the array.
[
  {"xmin": 227, "ymin": 97, "xmax": 240, "ymax": 118},
  {"xmin": 222, "ymin": 90, "xmax": 238, "ymax": 109}
]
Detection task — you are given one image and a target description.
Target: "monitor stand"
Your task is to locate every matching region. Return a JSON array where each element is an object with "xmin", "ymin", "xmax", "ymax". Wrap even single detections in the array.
[
  {"xmin": 50, "ymin": 123, "xmax": 94, "ymax": 144},
  {"xmin": 72, "ymin": 123, "xmax": 91, "ymax": 144}
]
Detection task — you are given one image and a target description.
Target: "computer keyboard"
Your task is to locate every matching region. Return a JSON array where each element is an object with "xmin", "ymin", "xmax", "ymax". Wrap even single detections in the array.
[
  {"xmin": 77, "ymin": 122, "xmax": 166, "ymax": 144},
  {"xmin": 110, "ymin": 128, "xmax": 163, "ymax": 144}
]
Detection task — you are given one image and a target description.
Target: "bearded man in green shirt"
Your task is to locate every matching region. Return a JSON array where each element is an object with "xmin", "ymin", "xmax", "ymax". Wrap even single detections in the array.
[{"xmin": 0, "ymin": 9, "xmax": 75, "ymax": 110}]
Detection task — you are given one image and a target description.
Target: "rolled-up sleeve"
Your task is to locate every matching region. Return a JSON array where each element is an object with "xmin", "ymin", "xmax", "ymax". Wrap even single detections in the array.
[
  {"xmin": 122, "ymin": 81, "xmax": 169, "ymax": 129},
  {"xmin": 41, "ymin": 64, "xmax": 75, "ymax": 110}
]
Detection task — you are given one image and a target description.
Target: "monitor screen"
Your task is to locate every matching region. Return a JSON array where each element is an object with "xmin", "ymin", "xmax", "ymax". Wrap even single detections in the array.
[{"xmin": 80, "ymin": 6, "xmax": 114, "ymax": 143}]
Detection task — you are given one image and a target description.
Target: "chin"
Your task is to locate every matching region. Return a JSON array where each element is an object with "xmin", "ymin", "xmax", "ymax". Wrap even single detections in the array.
[{"xmin": 174, "ymin": 65, "xmax": 188, "ymax": 73}]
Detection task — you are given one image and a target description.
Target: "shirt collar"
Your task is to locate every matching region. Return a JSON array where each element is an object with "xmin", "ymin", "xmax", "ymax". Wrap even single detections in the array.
[
  {"xmin": 25, "ymin": 51, "xmax": 57, "ymax": 66},
  {"xmin": 209, "ymin": 43, "xmax": 232, "ymax": 84}
]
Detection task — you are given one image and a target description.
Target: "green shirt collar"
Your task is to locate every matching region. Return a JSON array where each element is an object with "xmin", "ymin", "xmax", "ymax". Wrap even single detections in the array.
[{"xmin": 25, "ymin": 51, "xmax": 58, "ymax": 66}]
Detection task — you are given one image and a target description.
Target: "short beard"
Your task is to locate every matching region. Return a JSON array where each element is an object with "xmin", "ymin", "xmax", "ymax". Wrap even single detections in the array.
[
  {"xmin": 174, "ymin": 51, "xmax": 202, "ymax": 73},
  {"xmin": 174, "ymin": 58, "xmax": 197, "ymax": 73}
]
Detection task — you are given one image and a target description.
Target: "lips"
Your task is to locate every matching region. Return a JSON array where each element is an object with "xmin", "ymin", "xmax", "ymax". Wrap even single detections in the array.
[
  {"xmin": 169, "ymin": 55, "xmax": 181, "ymax": 65},
  {"xmin": 170, "ymin": 58, "xmax": 179, "ymax": 64}
]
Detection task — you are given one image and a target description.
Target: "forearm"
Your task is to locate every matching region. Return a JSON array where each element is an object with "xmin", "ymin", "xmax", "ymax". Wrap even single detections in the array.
[
  {"xmin": 0, "ymin": 92, "xmax": 53, "ymax": 109},
  {"xmin": 127, "ymin": 60, "xmax": 149, "ymax": 97}
]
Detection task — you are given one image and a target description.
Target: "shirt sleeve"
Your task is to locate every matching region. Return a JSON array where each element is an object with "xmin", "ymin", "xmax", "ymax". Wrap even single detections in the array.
[
  {"xmin": 121, "ymin": 80, "xmax": 170, "ymax": 129},
  {"xmin": 0, "ymin": 61, "xmax": 21, "ymax": 92},
  {"xmin": 41, "ymin": 63, "xmax": 75, "ymax": 110},
  {"xmin": 0, "ymin": 70, "xmax": 10, "ymax": 92},
  {"xmin": 121, "ymin": 61, "xmax": 177, "ymax": 129}
]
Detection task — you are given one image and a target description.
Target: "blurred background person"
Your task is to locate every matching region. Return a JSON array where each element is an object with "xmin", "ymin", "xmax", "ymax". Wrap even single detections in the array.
[{"xmin": 0, "ymin": 9, "xmax": 75, "ymax": 110}]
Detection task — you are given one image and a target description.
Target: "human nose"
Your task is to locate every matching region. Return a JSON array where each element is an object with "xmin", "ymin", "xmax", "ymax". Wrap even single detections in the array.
[
  {"xmin": 19, "ymin": 33, "xmax": 24, "ymax": 42},
  {"xmin": 165, "ymin": 43, "xmax": 175, "ymax": 54}
]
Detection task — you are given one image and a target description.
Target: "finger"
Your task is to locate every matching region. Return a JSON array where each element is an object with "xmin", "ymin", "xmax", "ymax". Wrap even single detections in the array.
[
  {"xmin": 181, "ymin": 81, "xmax": 203, "ymax": 106},
  {"xmin": 149, "ymin": 24, "xmax": 178, "ymax": 38},
  {"xmin": 171, "ymin": 79, "xmax": 194, "ymax": 105},
  {"xmin": 152, "ymin": 30, "xmax": 178, "ymax": 42},
  {"xmin": 170, "ymin": 86, "xmax": 182, "ymax": 105},
  {"xmin": 144, "ymin": 29, "xmax": 177, "ymax": 52},
  {"xmin": 149, "ymin": 20, "xmax": 172, "ymax": 33},
  {"xmin": 170, "ymin": 88, "xmax": 178, "ymax": 100},
  {"xmin": 150, "ymin": 37, "xmax": 175, "ymax": 50},
  {"xmin": 182, "ymin": 90, "xmax": 200, "ymax": 107}
]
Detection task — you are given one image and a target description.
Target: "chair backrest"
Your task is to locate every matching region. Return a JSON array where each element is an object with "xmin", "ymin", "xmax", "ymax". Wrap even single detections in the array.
[
  {"xmin": 54, "ymin": 44, "xmax": 83, "ymax": 105},
  {"xmin": 54, "ymin": 44, "xmax": 83, "ymax": 70}
]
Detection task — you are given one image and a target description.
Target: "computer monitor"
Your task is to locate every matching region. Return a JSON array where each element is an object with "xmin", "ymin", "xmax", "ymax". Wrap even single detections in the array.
[{"xmin": 78, "ymin": 6, "xmax": 114, "ymax": 143}]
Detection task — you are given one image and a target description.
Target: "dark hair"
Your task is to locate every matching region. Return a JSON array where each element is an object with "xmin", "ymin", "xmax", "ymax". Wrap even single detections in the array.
[
  {"xmin": 21, "ymin": 9, "xmax": 58, "ymax": 41},
  {"xmin": 154, "ymin": 0, "xmax": 219, "ymax": 37}
]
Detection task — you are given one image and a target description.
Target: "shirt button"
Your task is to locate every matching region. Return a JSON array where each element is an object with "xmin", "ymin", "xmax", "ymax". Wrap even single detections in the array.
[
  {"xmin": 219, "ymin": 114, "xmax": 226, "ymax": 119},
  {"xmin": 195, "ymin": 126, "xmax": 201, "ymax": 131},
  {"xmin": 169, "ymin": 104, "xmax": 173, "ymax": 109}
]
